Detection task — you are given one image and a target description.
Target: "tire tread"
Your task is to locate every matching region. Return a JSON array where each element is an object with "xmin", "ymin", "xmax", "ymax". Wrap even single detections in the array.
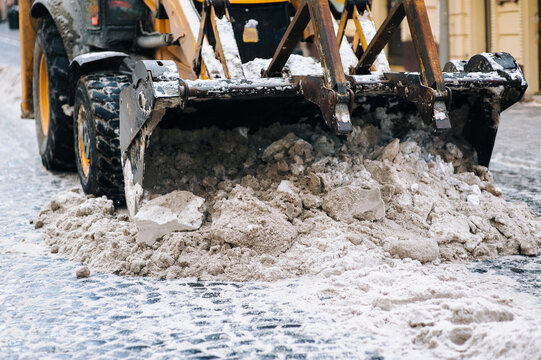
[
  {"xmin": 81, "ymin": 74, "xmax": 129, "ymax": 203},
  {"xmin": 36, "ymin": 16, "xmax": 74, "ymax": 170}
]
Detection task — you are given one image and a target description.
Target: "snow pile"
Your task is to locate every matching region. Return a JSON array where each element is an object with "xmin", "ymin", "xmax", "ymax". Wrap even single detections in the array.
[
  {"xmin": 32, "ymin": 184, "xmax": 541, "ymax": 359},
  {"xmin": 36, "ymin": 119, "xmax": 541, "ymax": 280},
  {"xmin": 0, "ymin": 66, "xmax": 22, "ymax": 114},
  {"xmin": 243, "ymin": 55, "xmax": 323, "ymax": 79}
]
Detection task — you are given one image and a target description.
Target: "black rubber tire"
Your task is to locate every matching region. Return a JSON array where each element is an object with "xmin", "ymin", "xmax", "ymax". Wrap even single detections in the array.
[
  {"xmin": 32, "ymin": 16, "xmax": 74, "ymax": 170},
  {"xmin": 73, "ymin": 74, "xmax": 129, "ymax": 205}
]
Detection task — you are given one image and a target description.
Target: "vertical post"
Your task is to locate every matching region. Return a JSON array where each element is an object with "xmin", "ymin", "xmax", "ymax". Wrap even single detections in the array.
[
  {"xmin": 538, "ymin": 0, "xmax": 541, "ymax": 92},
  {"xmin": 439, "ymin": 0, "xmax": 449, "ymax": 66},
  {"xmin": 19, "ymin": 0, "xmax": 37, "ymax": 118},
  {"xmin": 307, "ymin": 0, "xmax": 347, "ymax": 89},
  {"xmin": 485, "ymin": 0, "xmax": 491, "ymax": 52}
]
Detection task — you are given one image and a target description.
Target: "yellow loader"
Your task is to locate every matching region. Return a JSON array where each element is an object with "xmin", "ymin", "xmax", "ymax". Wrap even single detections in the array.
[{"xmin": 19, "ymin": 0, "xmax": 527, "ymax": 215}]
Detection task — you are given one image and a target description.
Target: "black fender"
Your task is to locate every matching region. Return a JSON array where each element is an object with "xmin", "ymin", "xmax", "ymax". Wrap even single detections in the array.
[
  {"xmin": 31, "ymin": 0, "xmax": 89, "ymax": 61},
  {"xmin": 68, "ymin": 51, "xmax": 130, "ymax": 104}
]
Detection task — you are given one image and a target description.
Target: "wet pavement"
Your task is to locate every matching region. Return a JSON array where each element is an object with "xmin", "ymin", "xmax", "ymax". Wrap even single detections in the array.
[
  {"xmin": 0, "ymin": 21, "xmax": 20, "ymax": 67},
  {"xmin": 470, "ymin": 103, "xmax": 541, "ymax": 297},
  {"xmin": 491, "ymin": 104, "xmax": 541, "ymax": 215},
  {"xmin": 0, "ymin": 22, "xmax": 540, "ymax": 359}
]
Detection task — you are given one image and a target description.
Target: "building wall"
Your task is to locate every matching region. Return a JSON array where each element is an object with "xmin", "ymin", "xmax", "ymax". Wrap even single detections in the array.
[
  {"xmin": 490, "ymin": 0, "xmax": 523, "ymax": 62},
  {"xmin": 489, "ymin": 0, "xmax": 538, "ymax": 93},
  {"xmin": 448, "ymin": 0, "xmax": 486, "ymax": 60},
  {"xmin": 520, "ymin": 0, "xmax": 539, "ymax": 93},
  {"xmin": 371, "ymin": 0, "xmax": 539, "ymax": 93}
]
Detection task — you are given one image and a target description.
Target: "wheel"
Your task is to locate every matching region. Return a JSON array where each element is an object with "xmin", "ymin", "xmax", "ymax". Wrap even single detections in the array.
[
  {"xmin": 32, "ymin": 16, "xmax": 74, "ymax": 170},
  {"xmin": 73, "ymin": 74, "xmax": 129, "ymax": 205}
]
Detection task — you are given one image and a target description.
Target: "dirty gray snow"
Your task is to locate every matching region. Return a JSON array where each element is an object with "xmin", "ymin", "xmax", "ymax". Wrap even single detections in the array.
[
  {"xmin": 6, "ymin": 57, "xmax": 537, "ymax": 358},
  {"xmin": 0, "ymin": 65, "xmax": 23, "ymax": 114},
  {"xmin": 36, "ymin": 117, "xmax": 541, "ymax": 280}
]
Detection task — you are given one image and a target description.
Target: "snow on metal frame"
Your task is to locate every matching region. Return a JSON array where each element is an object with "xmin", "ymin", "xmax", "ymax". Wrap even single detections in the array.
[
  {"xmin": 176, "ymin": 1, "xmax": 390, "ymax": 79},
  {"xmin": 215, "ymin": 16, "xmax": 246, "ymax": 79},
  {"xmin": 178, "ymin": 0, "xmax": 226, "ymax": 79},
  {"xmin": 358, "ymin": 9, "xmax": 390, "ymax": 73},
  {"xmin": 331, "ymin": 18, "xmax": 360, "ymax": 71}
]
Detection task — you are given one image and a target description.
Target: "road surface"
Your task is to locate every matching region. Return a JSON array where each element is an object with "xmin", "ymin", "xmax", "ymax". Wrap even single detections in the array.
[{"xmin": 0, "ymin": 21, "xmax": 540, "ymax": 359}]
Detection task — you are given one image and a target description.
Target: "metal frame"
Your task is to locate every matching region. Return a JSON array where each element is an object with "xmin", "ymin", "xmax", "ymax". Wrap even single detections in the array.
[
  {"xmin": 355, "ymin": 0, "xmax": 450, "ymax": 128},
  {"xmin": 120, "ymin": 0, "xmax": 527, "ymax": 215},
  {"xmin": 193, "ymin": 0, "xmax": 233, "ymax": 78},
  {"xmin": 263, "ymin": 0, "xmax": 353, "ymax": 132}
]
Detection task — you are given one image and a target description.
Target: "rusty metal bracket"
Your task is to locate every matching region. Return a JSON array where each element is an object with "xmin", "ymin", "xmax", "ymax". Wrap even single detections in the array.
[
  {"xmin": 385, "ymin": 73, "xmax": 451, "ymax": 129},
  {"xmin": 264, "ymin": 0, "xmax": 353, "ymax": 133},
  {"xmin": 298, "ymin": 76, "xmax": 353, "ymax": 133},
  {"xmin": 354, "ymin": 0, "xmax": 450, "ymax": 129}
]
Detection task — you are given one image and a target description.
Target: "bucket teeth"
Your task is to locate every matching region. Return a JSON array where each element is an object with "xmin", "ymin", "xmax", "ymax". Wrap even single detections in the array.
[
  {"xmin": 118, "ymin": 53, "xmax": 527, "ymax": 214},
  {"xmin": 334, "ymin": 103, "xmax": 353, "ymax": 134},
  {"xmin": 433, "ymin": 101, "xmax": 451, "ymax": 130}
]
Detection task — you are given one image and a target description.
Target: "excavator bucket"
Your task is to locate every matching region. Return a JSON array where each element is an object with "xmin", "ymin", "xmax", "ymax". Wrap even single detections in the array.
[{"xmin": 119, "ymin": 0, "xmax": 526, "ymax": 216}]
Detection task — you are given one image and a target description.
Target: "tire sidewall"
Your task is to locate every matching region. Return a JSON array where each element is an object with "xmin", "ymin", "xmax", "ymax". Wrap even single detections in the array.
[{"xmin": 73, "ymin": 81, "xmax": 98, "ymax": 194}]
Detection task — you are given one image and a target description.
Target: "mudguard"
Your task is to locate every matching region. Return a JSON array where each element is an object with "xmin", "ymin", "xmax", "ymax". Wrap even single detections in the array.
[
  {"xmin": 68, "ymin": 51, "xmax": 130, "ymax": 103},
  {"xmin": 31, "ymin": 0, "xmax": 89, "ymax": 61}
]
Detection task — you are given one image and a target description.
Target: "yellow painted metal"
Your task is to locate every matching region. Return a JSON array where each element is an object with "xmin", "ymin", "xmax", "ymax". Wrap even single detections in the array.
[
  {"xmin": 76, "ymin": 106, "xmax": 90, "ymax": 177},
  {"xmin": 350, "ymin": 5, "xmax": 376, "ymax": 71},
  {"xmin": 78, "ymin": 137, "xmax": 90, "ymax": 176},
  {"xmin": 152, "ymin": 1, "xmax": 198, "ymax": 79},
  {"xmin": 352, "ymin": 30, "xmax": 360, "ymax": 54},
  {"xmin": 143, "ymin": 0, "xmax": 156, "ymax": 11},
  {"xmin": 153, "ymin": 17, "xmax": 197, "ymax": 79},
  {"xmin": 38, "ymin": 54, "xmax": 49, "ymax": 137},
  {"xmin": 155, "ymin": 18, "xmax": 170, "ymax": 34},
  {"xmin": 351, "ymin": 6, "xmax": 369, "ymax": 51},
  {"xmin": 336, "ymin": 7, "xmax": 348, "ymax": 48},
  {"xmin": 154, "ymin": 18, "xmax": 173, "ymax": 61},
  {"xmin": 243, "ymin": 27, "xmax": 259, "ymax": 43},
  {"xmin": 19, "ymin": 0, "xmax": 37, "ymax": 119}
]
